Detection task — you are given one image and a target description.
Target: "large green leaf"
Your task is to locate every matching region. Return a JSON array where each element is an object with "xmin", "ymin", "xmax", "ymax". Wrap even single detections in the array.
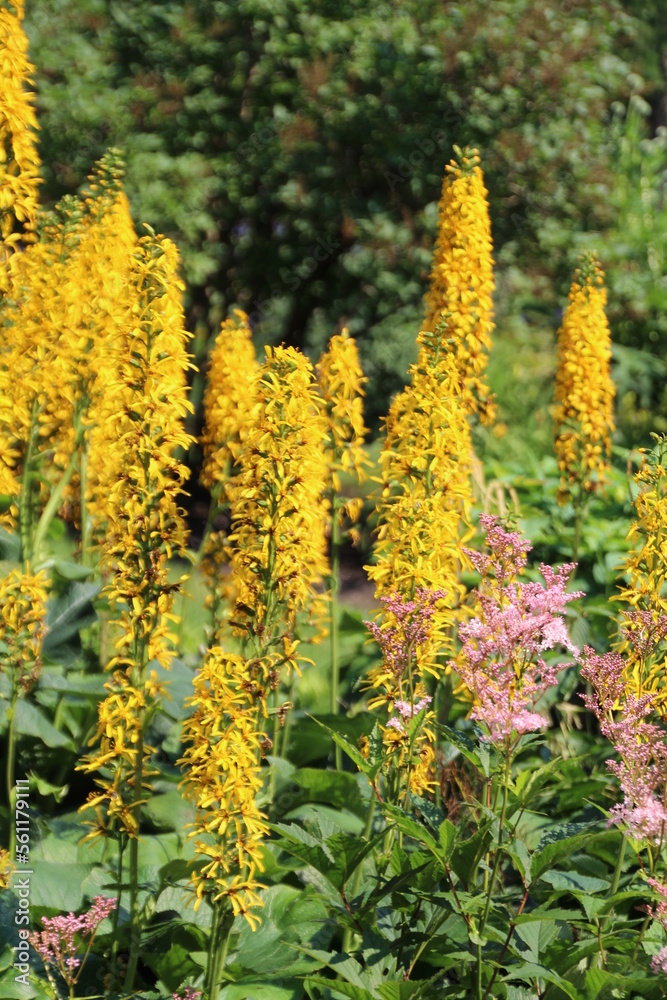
[
  {"xmin": 42, "ymin": 581, "xmax": 100, "ymax": 658},
  {"xmin": 12, "ymin": 699, "xmax": 75, "ymax": 750},
  {"xmin": 30, "ymin": 860, "xmax": 91, "ymax": 911},
  {"xmin": 234, "ymin": 884, "xmax": 331, "ymax": 976}
]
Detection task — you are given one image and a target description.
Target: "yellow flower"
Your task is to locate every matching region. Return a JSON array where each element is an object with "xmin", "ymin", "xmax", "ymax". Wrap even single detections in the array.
[
  {"xmin": 226, "ymin": 345, "xmax": 330, "ymax": 661},
  {"xmin": 79, "ymin": 228, "xmax": 195, "ymax": 842},
  {"xmin": 422, "ymin": 146, "xmax": 495, "ymax": 422},
  {"xmin": 553, "ymin": 254, "xmax": 615, "ymax": 502},
  {"xmin": 0, "ymin": 0, "xmax": 41, "ymax": 245},
  {"xmin": 179, "ymin": 648, "xmax": 270, "ymax": 926},
  {"xmin": 0, "ymin": 566, "xmax": 47, "ymax": 694},
  {"xmin": 615, "ymin": 440, "xmax": 667, "ymax": 714},
  {"xmin": 0, "ymin": 847, "xmax": 14, "ymax": 890},
  {"xmin": 199, "ymin": 309, "xmax": 260, "ymax": 636},
  {"xmin": 200, "ymin": 309, "xmax": 259, "ymax": 493},
  {"xmin": 316, "ymin": 328, "xmax": 369, "ymax": 492}
]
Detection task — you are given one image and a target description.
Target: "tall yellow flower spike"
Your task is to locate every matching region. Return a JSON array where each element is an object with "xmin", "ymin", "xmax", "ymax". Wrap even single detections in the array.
[
  {"xmin": 0, "ymin": 0, "xmax": 41, "ymax": 244},
  {"xmin": 180, "ymin": 648, "xmax": 270, "ymax": 929},
  {"xmin": 553, "ymin": 254, "xmax": 615, "ymax": 503},
  {"xmin": 615, "ymin": 439, "xmax": 667, "ymax": 715},
  {"xmin": 422, "ymin": 145, "xmax": 495, "ymax": 422},
  {"xmin": 316, "ymin": 328, "xmax": 369, "ymax": 493},
  {"xmin": 200, "ymin": 309, "xmax": 259, "ymax": 494},
  {"xmin": 226, "ymin": 345, "xmax": 330, "ymax": 662},
  {"xmin": 199, "ymin": 310, "xmax": 260, "ymax": 635}
]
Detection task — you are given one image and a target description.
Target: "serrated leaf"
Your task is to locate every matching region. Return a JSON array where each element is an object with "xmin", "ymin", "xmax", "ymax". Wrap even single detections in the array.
[{"xmin": 540, "ymin": 870, "xmax": 609, "ymax": 894}]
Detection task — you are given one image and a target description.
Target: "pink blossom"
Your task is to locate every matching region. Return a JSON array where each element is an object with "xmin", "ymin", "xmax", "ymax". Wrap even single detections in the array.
[
  {"xmin": 652, "ymin": 947, "xmax": 667, "ymax": 975},
  {"xmin": 29, "ymin": 895, "xmax": 117, "ymax": 987},
  {"xmin": 454, "ymin": 516, "xmax": 581, "ymax": 746},
  {"xmin": 386, "ymin": 697, "xmax": 433, "ymax": 735},
  {"xmin": 647, "ymin": 880, "xmax": 667, "ymax": 974},
  {"xmin": 365, "ymin": 589, "xmax": 445, "ymax": 679},
  {"xmin": 581, "ymin": 645, "xmax": 667, "ymax": 843},
  {"xmin": 173, "ymin": 989, "xmax": 202, "ymax": 1000}
]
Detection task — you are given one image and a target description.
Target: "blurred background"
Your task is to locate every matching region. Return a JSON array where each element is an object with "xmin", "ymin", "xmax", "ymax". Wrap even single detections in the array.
[{"xmin": 24, "ymin": 0, "xmax": 667, "ymax": 454}]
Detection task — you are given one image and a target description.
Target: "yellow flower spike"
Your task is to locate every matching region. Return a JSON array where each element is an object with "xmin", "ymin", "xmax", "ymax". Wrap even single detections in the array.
[
  {"xmin": 0, "ymin": 0, "xmax": 41, "ymax": 246},
  {"xmin": 422, "ymin": 146, "xmax": 495, "ymax": 423},
  {"xmin": 615, "ymin": 439, "xmax": 667, "ymax": 715},
  {"xmin": 79, "ymin": 226, "xmax": 194, "ymax": 902},
  {"xmin": 180, "ymin": 648, "xmax": 271, "ymax": 926},
  {"xmin": 316, "ymin": 328, "xmax": 370, "ymax": 490},
  {"xmin": 553, "ymin": 254, "xmax": 615, "ymax": 503}
]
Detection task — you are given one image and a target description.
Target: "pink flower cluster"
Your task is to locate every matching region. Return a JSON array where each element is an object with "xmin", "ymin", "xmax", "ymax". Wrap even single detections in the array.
[
  {"xmin": 386, "ymin": 696, "xmax": 432, "ymax": 734},
  {"xmin": 365, "ymin": 588, "xmax": 445, "ymax": 680},
  {"xmin": 173, "ymin": 988, "xmax": 202, "ymax": 1000},
  {"xmin": 580, "ymin": 641, "xmax": 667, "ymax": 842},
  {"xmin": 647, "ymin": 878, "xmax": 667, "ymax": 974},
  {"xmin": 30, "ymin": 895, "xmax": 117, "ymax": 985},
  {"xmin": 454, "ymin": 515, "xmax": 582, "ymax": 746}
]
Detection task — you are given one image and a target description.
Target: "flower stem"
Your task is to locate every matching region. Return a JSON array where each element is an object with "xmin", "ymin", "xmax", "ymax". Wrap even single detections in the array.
[
  {"xmin": 6, "ymin": 692, "xmax": 17, "ymax": 858},
  {"xmin": 330, "ymin": 497, "xmax": 342, "ymax": 770},
  {"xmin": 477, "ymin": 753, "xmax": 511, "ymax": 999},
  {"xmin": 123, "ymin": 733, "xmax": 145, "ymax": 991}
]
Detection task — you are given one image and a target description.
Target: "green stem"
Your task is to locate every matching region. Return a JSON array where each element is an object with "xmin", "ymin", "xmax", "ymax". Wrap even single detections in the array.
[
  {"xmin": 477, "ymin": 754, "xmax": 511, "ymax": 1000},
  {"xmin": 32, "ymin": 445, "xmax": 80, "ymax": 562},
  {"xmin": 123, "ymin": 734, "xmax": 145, "ymax": 991},
  {"xmin": 80, "ymin": 439, "xmax": 90, "ymax": 566},
  {"xmin": 210, "ymin": 907, "xmax": 232, "ymax": 1000},
  {"xmin": 330, "ymin": 497, "xmax": 341, "ymax": 770},
  {"xmin": 341, "ymin": 796, "xmax": 376, "ymax": 953},
  {"xmin": 107, "ymin": 834, "xmax": 124, "ymax": 999},
  {"xmin": 19, "ymin": 400, "xmax": 39, "ymax": 564},
  {"xmin": 6, "ymin": 693, "xmax": 17, "ymax": 857}
]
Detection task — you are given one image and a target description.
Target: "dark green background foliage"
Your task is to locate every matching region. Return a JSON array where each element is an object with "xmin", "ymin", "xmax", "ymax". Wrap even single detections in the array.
[{"xmin": 23, "ymin": 0, "xmax": 667, "ymax": 431}]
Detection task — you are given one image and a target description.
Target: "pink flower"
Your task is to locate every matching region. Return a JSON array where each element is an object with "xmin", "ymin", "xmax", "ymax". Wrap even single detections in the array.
[
  {"xmin": 365, "ymin": 589, "xmax": 446, "ymax": 680},
  {"xmin": 581, "ymin": 645, "xmax": 667, "ymax": 843},
  {"xmin": 652, "ymin": 947, "xmax": 667, "ymax": 975},
  {"xmin": 29, "ymin": 896, "xmax": 117, "ymax": 987},
  {"xmin": 454, "ymin": 516, "xmax": 582, "ymax": 746},
  {"xmin": 173, "ymin": 989, "xmax": 202, "ymax": 1000}
]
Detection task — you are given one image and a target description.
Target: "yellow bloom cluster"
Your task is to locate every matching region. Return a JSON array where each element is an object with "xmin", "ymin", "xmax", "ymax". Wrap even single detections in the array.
[
  {"xmin": 553, "ymin": 255, "xmax": 616, "ymax": 503},
  {"xmin": 316, "ymin": 328, "xmax": 369, "ymax": 493},
  {"xmin": 0, "ymin": 846, "xmax": 13, "ymax": 890},
  {"xmin": 422, "ymin": 146, "xmax": 495, "ymax": 421},
  {"xmin": 200, "ymin": 309, "xmax": 259, "ymax": 494},
  {"xmin": 183, "ymin": 346, "xmax": 329, "ymax": 930},
  {"xmin": 226, "ymin": 345, "xmax": 330, "ymax": 660},
  {"xmin": 199, "ymin": 310, "xmax": 260, "ymax": 635},
  {"xmin": 0, "ymin": 0, "xmax": 41, "ymax": 244},
  {"xmin": 180, "ymin": 648, "xmax": 269, "ymax": 927},
  {"xmin": 0, "ymin": 566, "xmax": 47, "ymax": 694},
  {"xmin": 367, "ymin": 332, "xmax": 473, "ymax": 695},
  {"xmin": 80, "ymin": 230, "xmax": 194, "ymax": 842},
  {"xmin": 0, "ymin": 152, "xmax": 136, "ymax": 548},
  {"xmin": 616, "ymin": 441, "xmax": 667, "ymax": 714}
]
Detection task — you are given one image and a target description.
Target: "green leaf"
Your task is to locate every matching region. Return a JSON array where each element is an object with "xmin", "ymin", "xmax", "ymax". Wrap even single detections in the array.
[
  {"xmin": 449, "ymin": 821, "xmax": 494, "ymax": 885},
  {"xmin": 235, "ymin": 884, "xmax": 330, "ymax": 976},
  {"xmin": 438, "ymin": 819, "xmax": 457, "ymax": 860},
  {"xmin": 504, "ymin": 961, "xmax": 580, "ymax": 999},
  {"xmin": 141, "ymin": 922, "xmax": 207, "ymax": 990},
  {"xmin": 143, "ymin": 790, "xmax": 194, "ymax": 832},
  {"xmin": 30, "ymin": 860, "xmax": 91, "ymax": 911},
  {"xmin": 39, "ymin": 557, "xmax": 94, "ymax": 581},
  {"xmin": 305, "ymin": 977, "xmax": 375, "ymax": 1000},
  {"xmin": 540, "ymin": 870, "xmax": 609, "ymax": 894},
  {"xmin": 531, "ymin": 826, "xmax": 597, "ymax": 879},
  {"xmin": 308, "ymin": 716, "xmax": 387, "ymax": 782},
  {"xmin": 12, "ymin": 699, "xmax": 75, "ymax": 750},
  {"xmin": 507, "ymin": 839, "xmax": 532, "ymax": 887},
  {"xmin": 42, "ymin": 581, "xmax": 100, "ymax": 656},
  {"xmin": 292, "ymin": 768, "xmax": 366, "ymax": 816}
]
